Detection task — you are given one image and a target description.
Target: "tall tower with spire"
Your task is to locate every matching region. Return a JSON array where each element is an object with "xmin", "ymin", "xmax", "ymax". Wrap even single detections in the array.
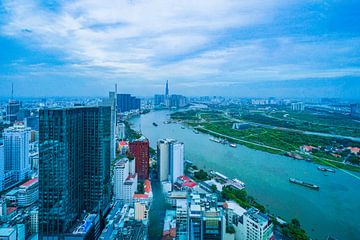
[{"xmin": 165, "ymin": 80, "xmax": 169, "ymax": 97}]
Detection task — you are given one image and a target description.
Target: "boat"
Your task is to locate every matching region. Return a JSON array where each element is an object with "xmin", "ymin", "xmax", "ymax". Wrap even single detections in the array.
[
  {"xmin": 229, "ymin": 143, "xmax": 237, "ymax": 148},
  {"xmin": 193, "ymin": 130, "xmax": 199, "ymax": 134},
  {"xmin": 289, "ymin": 178, "xmax": 320, "ymax": 190},
  {"xmin": 152, "ymin": 122, "xmax": 158, "ymax": 127},
  {"xmin": 317, "ymin": 166, "xmax": 335, "ymax": 173},
  {"xmin": 181, "ymin": 126, "xmax": 185, "ymax": 129},
  {"xmin": 209, "ymin": 137, "xmax": 221, "ymax": 143}
]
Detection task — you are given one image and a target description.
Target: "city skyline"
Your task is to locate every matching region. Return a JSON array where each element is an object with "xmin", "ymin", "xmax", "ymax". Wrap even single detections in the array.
[{"xmin": 1, "ymin": 1, "xmax": 359, "ymax": 98}]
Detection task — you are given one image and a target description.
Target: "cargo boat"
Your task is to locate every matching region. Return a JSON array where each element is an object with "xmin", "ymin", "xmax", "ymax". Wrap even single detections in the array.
[
  {"xmin": 289, "ymin": 178, "xmax": 319, "ymax": 190},
  {"xmin": 317, "ymin": 166, "xmax": 335, "ymax": 173},
  {"xmin": 229, "ymin": 143, "xmax": 237, "ymax": 148},
  {"xmin": 152, "ymin": 122, "xmax": 158, "ymax": 127}
]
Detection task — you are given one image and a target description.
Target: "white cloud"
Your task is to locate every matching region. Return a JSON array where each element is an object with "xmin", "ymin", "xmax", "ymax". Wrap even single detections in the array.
[{"xmin": 1, "ymin": 0, "xmax": 359, "ymax": 94}]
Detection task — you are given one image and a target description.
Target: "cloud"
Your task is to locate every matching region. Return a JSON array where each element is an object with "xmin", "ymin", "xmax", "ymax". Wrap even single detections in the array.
[{"xmin": 0, "ymin": 0, "xmax": 359, "ymax": 96}]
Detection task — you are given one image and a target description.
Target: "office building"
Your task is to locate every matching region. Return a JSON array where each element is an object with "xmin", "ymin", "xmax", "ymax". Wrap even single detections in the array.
[
  {"xmin": 6, "ymin": 100, "xmax": 21, "ymax": 124},
  {"xmin": 129, "ymin": 137, "xmax": 150, "ymax": 180},
  {"xmin": 38, "ymin": 106, "xmax": 111, "ymax": 237},
  {"xmin": 3, "ymin": 123, "xmax": 31, "ymax": 184},
  {"xmin": 157, "ymin": 139, "xmax": 184, "ymax": 183},
  {"xmin": 117, "ymin": 94, "xmax": 141, "ymax": 113},
  {"xmin": 176, "ymin": 199, "xmax": 188, "ymax": 240}
]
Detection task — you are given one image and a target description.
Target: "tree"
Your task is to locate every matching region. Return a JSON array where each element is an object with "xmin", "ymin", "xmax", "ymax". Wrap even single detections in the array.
[
  {"xmin": 194, "ymin": 169, "xmax": 208, "ymax": 180},
  {"xmin": 210, "ymin": 184, "xmax": 217, "ymax": 192}
]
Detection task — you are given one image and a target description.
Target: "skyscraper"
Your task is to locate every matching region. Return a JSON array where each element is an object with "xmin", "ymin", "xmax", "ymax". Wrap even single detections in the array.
[
  {"xmin": 6, "ymin": 84, "xmax": 21, "ymax": 124},
  {"xmin": 116, "ymin": 94, "xmax": 141, "ymax": 113},
  {"xmin": 0, "ymin": 144, "xmax": 4, "ymax": 191},
  {"xmin": 157, "ymin": 139, "xmax": 184, "ymax": 183},
  {"xmin": 129, "ymin": 137, "xmax": 150, "ymax": 181},
  {"xmin": 38, "ymin": 106, "xmax": 111, "ymax": 238},
  {"xmin": 165, "ymin": 80, "xmax": 169, "ymax": 97},
  {"xmin": 3, "ymin": 123, "xmax": 31, "ymax": 183}
]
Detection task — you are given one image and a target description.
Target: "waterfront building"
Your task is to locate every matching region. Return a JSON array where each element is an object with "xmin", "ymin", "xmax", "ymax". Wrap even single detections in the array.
[
  {"xmin": 3, "ymin": 123, "xmax": 31, "ymax": 185},
  {"xmin": 17, "ymin": 178, "xmax": 39, "ymax": 207},
  {"xmin": 129, "ymin": 136, "xmax": 150, "ymax": 180},
  {"xmin": 38, "ymin": 106, "xmax": 111, "ymax": 237},
  {"xmin": 242, "ymin": 208, "xmax": 273, "ymax": 240},
  {"xmin": 157, "ymin": 139, "xmax": 184, "ymax": 183},
  {"xmin": 291, "ymin": 102, "xmax": 305, "ymax": 111}
]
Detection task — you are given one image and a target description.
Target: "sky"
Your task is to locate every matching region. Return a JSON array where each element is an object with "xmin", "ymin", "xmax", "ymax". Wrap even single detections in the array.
[{"xmin": 0, "ymin": 0, "xmax": 359, "ymax": 98}]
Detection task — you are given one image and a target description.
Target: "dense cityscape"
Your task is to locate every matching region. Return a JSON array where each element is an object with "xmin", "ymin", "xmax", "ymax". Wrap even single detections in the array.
[
  {"xmin": 0, "ymin": 81, "xmax": 359, "ymax": 240},
  {"xmin": 1, "ymin": 1, "xmax": 360, "ymax": 239}
]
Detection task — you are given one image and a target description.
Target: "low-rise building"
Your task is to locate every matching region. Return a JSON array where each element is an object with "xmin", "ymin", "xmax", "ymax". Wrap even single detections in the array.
[{"xmin": 17, "ymin": 178, "xmax": 38, "ymax": 207}]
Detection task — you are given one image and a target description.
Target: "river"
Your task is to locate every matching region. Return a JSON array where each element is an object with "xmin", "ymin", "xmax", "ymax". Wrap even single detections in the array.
[{"xmin": 130, "ymin": 110, "xmax": 360, "ymax": 240}]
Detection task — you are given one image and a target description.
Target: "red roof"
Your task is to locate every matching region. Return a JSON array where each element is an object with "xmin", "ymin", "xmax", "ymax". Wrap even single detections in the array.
[
  {"xmin": 183, "ymin": 181, "xmax": 197, "ymax": 188},
  {"xmin": 133, "ymin": 194, "xmax": 149, "ymax": 199},
  {"xmin": 119, "ymin": 140, "xmax": 128, "ymax": 146},
  {"xmin": 6, "ymin": 207, "xmax": 16, "ymax": 215},
  {"xmin": 21, "ymin": 178, "xmax": 38, "ymax": 187},
  {"xmin": 144, "ymin": 180, "xmax": 151, "ymax": 193}
]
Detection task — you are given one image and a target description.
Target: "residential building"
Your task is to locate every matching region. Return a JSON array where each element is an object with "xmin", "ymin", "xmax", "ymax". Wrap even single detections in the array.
[
  {"xmin": 129, "ymin": 137, "xmax": 150, "ymax": 180},
  {"xmin": 17, "ymin": 178, "xmax": 39, "ymax": 207},
  {"xmin": 134, "ymin": 202, "xmax": 148, "ymax": 221},
  {"xmin": 38, "ymin": 106, "xmax": 111, "ymax": 238},
  {"xmin": 114, "ymin": 158, "xmax": 137, "ymax": 204},
  {"xmin": 3, "ymin": 123, "xmax": 31, "ymax": 185},
  {"xmin": 242, "ymin": 208, "xmax": 274, "ymax": 240},
  {"xmin": 291, "ymin": 102, "xmax": 305, "ymax": 111},
  {"xmin": 176, "ymin": 199, "xmax": 188, "ymax": 240},
  {"xmin": 157, "ymin": 139, "xmax": 184, "ymax": 183}
]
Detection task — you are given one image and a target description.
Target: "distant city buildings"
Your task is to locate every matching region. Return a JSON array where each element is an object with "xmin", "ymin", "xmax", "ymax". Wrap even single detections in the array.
[
  {"xmin": 350, "ymin": 103, "xmax": 360, "ymax": 119},
  {"xmin": 38, "ymin": 106, "xmax": 111, "ymax": 238},
  {"xmin": 157, "ymin": 139, "xmax": 184, "ymax": 184},
  {"xmin": 291, "ymin": 102, "xmax": 305, "ymax": 111},
  {"xmin": 117, "ymin": 94, "xmax": 141, "ymax": 113},
  {"xmin": 154, "ymin": 80, "xmax": 188, "ymax": 109},
  {"xmin": 129, "ymin": 137, "xmax": 150, "ymax": 181}
]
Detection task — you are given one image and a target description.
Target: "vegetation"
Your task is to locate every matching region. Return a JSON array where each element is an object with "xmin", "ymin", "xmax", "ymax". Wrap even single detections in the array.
[
  {"xmin": 210, "ymin": 184, "xmax": 217, "ymax": 192},
  {"xmin": 124, "ymin": 121, "xmax": 142, "ymax": 140},
  {"xmin": 193, "ymin": 169, "xmax": 209, "ymax": 180},
  {"xmin": 221, "ymin": 186, "xmax": 265, "ymax": 213},
  {"xmin": 226, "ymin": 225, "xmax": 236, "ymax": 234},
  {"xmin": 281, "ymin": 219, "xmax": 309, "ymax": 240},
  {"xmin": 136, "ymin": 181, "xmax": 145, "ymax": 194}
]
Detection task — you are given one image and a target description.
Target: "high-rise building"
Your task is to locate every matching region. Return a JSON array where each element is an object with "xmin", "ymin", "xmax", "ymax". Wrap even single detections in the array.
[
  {"xmin": 157, "ymin": 139, "xmax": 184, "ymax": 183},
  {"xmin": 114, "ymin": 158, "xmax": 137, "ymax": 204},
  {"xmin": 116, "ymin": 94, "xmax": 141, "ymax": 113},
  {"xmin": 3, "ymin": 124, "xmax": 31, "ymax": 183},
  {"xmin": 6, "ymin": 100, "xmax": 21, "ymax": 124},
  {"xmin": 38, "ymin": 106, "xmax": 111, "ymax": 238},
  {"xmin": 0, "ymin": 144, "xmax": 4, "ymax": 191},
  {"xmin": 291, "ymin": 102, "xmax": 305, "ymax": 111},
  {"xmin": 241, "ymin": 208, "xmax": 274, "ymax": 240},
  {"xmin": 129, "ymin": 137, "xmax": 150, "ymax": 180},
  {"xmin": 176, "ymin": 199, "xmax": 188, "ymax": 240},
  {"xmin": 165, "ymin": 80, "xmax": 169, "ymax": 97}
]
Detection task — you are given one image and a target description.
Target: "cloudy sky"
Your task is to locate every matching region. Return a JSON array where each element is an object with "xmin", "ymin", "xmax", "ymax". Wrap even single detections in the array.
[{"xmin": 0, "ymin": 0, "xmax": 359, "ymax": 98}]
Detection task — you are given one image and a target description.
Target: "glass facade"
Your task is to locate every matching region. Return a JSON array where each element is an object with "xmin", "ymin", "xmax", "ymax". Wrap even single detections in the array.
[{"xmin": 38, "ymin": 106, "xmax": 111, "ymax": 238}]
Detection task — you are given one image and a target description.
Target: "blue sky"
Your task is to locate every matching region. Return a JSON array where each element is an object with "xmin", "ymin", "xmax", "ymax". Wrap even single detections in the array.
[{"xmin": 0, "ymin": 0, "xmax": 359, "ymax": 98}]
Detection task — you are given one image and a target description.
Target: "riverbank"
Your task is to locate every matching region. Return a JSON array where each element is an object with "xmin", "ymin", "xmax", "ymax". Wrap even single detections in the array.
[
  {"xmin": 130, "ymin": 110, "xmax": 360, "ymax": 240},
  {"xmin": 171, "ymin": 110, "xmax": 360, "ymax": 172}
]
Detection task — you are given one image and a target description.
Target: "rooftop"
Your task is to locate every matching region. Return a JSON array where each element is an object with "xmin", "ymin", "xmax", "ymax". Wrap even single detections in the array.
[{"xmin": 21, "ymin": 178, "xmax": 38, "ymax": 188}]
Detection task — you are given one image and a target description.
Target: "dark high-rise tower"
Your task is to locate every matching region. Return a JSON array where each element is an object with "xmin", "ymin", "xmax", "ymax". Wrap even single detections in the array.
[
  {"xmin": 38, "ymin": 106, "xmax": 111, "ymax": 238},
  {"xmin": 165, "ymin": 80, "xmax": 169, "ymax": 97}
]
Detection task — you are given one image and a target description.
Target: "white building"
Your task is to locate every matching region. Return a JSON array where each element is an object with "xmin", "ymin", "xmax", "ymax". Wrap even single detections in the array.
[
  {"xmin": 0, "ymin": 228, "xmax": 16, "ymax": 240},
  {"xmin": 134, "ymin": 202, "xmax": 148, "ymax": 221},
  {"xmin": 114, "ymin": 158, "xmax": 129, "ymax": 201},
  {"xmin": 157, "ymin": 139, "xmax": 184, "ymax": 183},
  {"xmin": 3, "ymin": 124, "xmax": 31, "ymax": 182},
  {"xmin": 17, "ymin": 178, "xmax": 39, "ymax": 207},
  {"xmin": 291, "ymin": 102, "xmax": 305, "ymax": 111},
  {"xmin": 114, "ymin": 158, "xmax": 137, "ymax": 204},
  {"xmin": 117, "ymin": 123, "xmax": 126, "ymax": 139}
]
